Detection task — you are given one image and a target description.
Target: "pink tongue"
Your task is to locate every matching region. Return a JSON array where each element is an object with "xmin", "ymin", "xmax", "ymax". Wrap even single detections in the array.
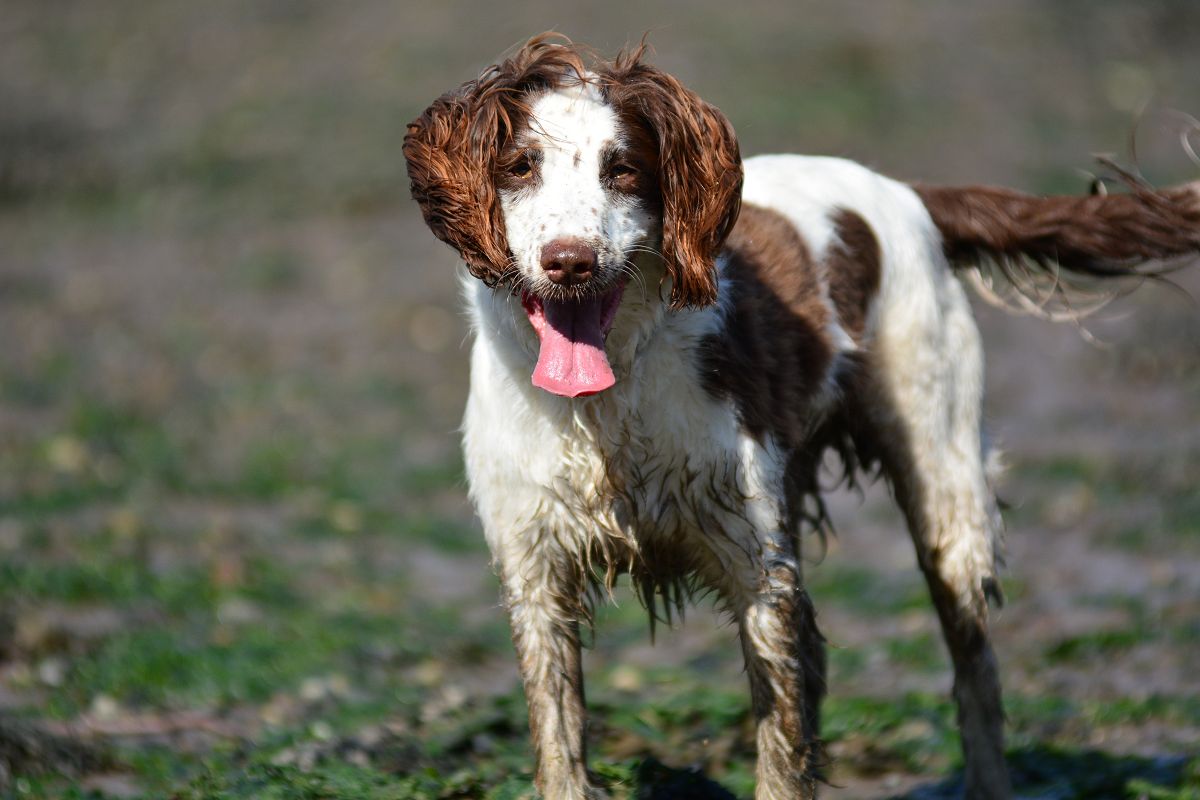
[{"xmin": 531, "ymin": 296, "xmax": 615, "ymax": 397}]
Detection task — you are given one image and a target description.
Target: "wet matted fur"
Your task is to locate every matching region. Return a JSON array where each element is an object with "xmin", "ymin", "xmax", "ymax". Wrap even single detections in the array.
[{"xmin": 404, "ymin": 33, "xmax": 1200, "ymax": 800}]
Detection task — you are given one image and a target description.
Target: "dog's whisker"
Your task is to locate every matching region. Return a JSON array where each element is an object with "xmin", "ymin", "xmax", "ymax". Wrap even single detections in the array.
[{"xmin": 618, "ymin": 261, "xmax": 650, "ymax": 302}]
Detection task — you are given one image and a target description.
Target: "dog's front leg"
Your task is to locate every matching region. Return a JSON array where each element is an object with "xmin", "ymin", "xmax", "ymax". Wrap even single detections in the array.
[
  {"xmin": 501, "ymin": 566, "xmax": 601, "ymax": 800},
  {"xmin": 738, "ymin": 555, "xmax": 824, "ymax": 800}
]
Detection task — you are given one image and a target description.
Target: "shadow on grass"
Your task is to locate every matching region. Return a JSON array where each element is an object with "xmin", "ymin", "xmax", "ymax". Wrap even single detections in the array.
[
  {"xmin": 632, "ymin": 746, "xmax": 1195, "ymax": 800},
  {"xmin": 632, "ymin": 758, "xmax": 739, "ymax": 799},
  {"xmin": 885, "ymin": 745, "xmax": 1194, "ymax": 800}
]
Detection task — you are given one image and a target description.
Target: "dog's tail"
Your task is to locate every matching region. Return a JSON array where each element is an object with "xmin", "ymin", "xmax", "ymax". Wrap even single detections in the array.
[{"xmin": 913, "ymin": 169, "xmax": 1200, "ymax": 312}]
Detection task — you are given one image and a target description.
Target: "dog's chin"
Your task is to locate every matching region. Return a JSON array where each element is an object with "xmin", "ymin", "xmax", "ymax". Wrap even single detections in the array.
[{"xmin": 520, "ymin": 280, "xmax": 626, "ymax": 398}]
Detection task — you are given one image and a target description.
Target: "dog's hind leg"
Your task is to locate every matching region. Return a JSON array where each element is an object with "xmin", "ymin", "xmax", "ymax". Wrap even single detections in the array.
[
  {"xmin": 885, "ymin": 445, "xmax": 1011, "ymax": 800},
  {"xmin": 499, "ymin": 555, "xmax": 601, "ymax": 800},
  {"xmin": 862, "ymin": 248, "xmax": 1012, "ymax": 799}
]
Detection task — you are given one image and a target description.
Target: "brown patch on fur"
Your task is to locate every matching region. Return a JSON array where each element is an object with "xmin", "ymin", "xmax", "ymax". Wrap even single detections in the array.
[
  {"xmin": 494, "ymin": 145, "xmax": 543, "ymax": 196},
  {"xmin": 699, "ymin": 204, "xmax": 834, "ymax": 445},
  {"xmin": 601, "ymin": 116, "xmax": 662, "ymax": 217},
  {"xmin": 600, "ymin": 48, "xmax": 743, "ymax": 308},
  {"xmin": 825, "ymin": 209, "xmax": 882, "ymax": 341},
  {"xmin": 702, "ymin": 208, "xmax": 882, "ymax": 532},
  {"xmin": 914, "ymin": 177, "xmax": 1200, "ymax": 277}
]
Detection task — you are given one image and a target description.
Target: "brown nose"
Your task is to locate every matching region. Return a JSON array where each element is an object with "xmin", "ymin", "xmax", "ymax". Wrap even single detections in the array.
[{"xmin": 540, "ymin": 238, "xmax": 597, "ymax": 286}]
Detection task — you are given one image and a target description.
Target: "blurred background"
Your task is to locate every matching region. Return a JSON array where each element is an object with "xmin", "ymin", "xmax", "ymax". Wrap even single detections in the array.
[{"xmin": 2, "ymin": 2, "xmax": 1198, "ymax": 798}]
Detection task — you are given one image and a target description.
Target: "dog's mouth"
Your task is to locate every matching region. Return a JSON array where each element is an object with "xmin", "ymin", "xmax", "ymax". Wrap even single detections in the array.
[{"xmin": 521, "ymin": 282, "xmax": 625, "ymax": 397}]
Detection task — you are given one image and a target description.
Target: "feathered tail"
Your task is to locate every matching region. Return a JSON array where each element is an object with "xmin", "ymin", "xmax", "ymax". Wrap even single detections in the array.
[{"xmin": 913, "ymin": 167, "xmax": 1200, "ymax": 316}]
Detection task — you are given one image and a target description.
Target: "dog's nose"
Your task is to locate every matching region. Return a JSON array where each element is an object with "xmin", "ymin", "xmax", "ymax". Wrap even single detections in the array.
[{"xmin": 540, "ymin": 239, "xmax": 597, "ymax": 286}]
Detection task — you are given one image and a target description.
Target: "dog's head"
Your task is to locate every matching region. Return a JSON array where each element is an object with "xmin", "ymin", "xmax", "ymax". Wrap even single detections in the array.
[{"xmin": 404, "ymin": 34, "xmax": 742, "ymax": 396}]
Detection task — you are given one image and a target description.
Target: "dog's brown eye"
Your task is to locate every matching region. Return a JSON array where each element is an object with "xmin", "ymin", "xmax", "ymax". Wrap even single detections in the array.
[
  {"xmin": 609, "ymin": 163, "xmax": 637, "ymax": 178},
  {"xmin": 509, "ymin": 159, "xmax": 533, "ymax": 178}
]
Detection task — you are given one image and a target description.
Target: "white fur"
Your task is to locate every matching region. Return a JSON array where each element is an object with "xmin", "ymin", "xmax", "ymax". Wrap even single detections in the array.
[{"xmin": 499, "ymin": 82, "xmax": 661, "ymax": 297}]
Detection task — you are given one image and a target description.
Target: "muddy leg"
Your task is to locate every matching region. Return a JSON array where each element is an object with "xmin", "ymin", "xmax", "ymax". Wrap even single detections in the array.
[
  {"xmin": 502, "ymin": 569, "xmax": 601, "ymax": 800},
  {"xmin": 864, "ymin": 251, "xmax": 1013, "ymax": 799},
  {"xmin": 737, "ymin": 551, "xmax": 824, "ymax": 800},
  {"xmin": 922, "ymin": 561, "xmax": 1009, "ymax": 800},
  {"xmin": 874, "ymin": 427, "xmax": 1012, "ymax": 799},
  {"xmin": 876, "ymin": 426, "xmax": 1012, "ymax": 797}
]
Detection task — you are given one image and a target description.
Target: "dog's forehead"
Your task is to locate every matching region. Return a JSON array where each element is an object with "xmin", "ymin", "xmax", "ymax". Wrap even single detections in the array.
[{"xmin": 526, "ymin": 82, "xmax": 617, "ymax": 155}]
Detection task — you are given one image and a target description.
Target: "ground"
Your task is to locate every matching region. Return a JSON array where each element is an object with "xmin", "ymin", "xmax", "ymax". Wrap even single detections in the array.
[{"xmin": 2, "ymin": 2, "xmax": 1199, "ymax": 798}]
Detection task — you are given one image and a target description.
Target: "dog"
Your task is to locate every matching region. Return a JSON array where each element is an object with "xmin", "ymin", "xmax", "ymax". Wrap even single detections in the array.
[{"xmin": 402, "ymin": 34, "xmax": 1200, "ymax": 800}]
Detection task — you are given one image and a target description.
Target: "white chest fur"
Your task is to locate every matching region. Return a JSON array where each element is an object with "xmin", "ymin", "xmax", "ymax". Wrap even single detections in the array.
[{"xmin": 461, "ymin": 283, "xmax": 787, "ymax": 595}]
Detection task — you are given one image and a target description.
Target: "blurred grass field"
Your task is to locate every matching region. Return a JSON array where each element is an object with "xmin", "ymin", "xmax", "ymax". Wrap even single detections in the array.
[{"xmin": 2, "ymin": 2, "xmax": 1199, "ymax": 798}]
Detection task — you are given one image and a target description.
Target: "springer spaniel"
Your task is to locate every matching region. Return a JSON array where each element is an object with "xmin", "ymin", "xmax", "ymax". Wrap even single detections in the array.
[{"xmin": 403, "ymin": 35, "xmax": 1200, "ymax": 800}]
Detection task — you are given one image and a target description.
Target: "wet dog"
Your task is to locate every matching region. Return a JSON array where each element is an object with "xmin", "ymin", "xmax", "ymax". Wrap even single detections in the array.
[{"xmin": 403, "ymin": 34, "xmax": 1200, "ymax": 799}]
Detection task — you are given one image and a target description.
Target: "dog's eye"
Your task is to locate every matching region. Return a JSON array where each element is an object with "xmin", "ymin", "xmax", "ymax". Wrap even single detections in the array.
[
  {"xmin": 509, "ymin": 159, "xmax": 533, "ymax": 178},
  {"xmin": 609, "ymin": 163, "xmax": 637, "ymax": 178}
]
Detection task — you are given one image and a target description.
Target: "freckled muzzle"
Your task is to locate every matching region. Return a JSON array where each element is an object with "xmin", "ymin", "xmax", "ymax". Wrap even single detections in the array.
[{"xmin": 521, "ymin": 281, "xmax": 626, "ymax": 397}]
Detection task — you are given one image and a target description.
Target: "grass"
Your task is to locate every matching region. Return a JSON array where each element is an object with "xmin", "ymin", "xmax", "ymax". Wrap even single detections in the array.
[
  {"xmin": 3, "ymin": 353, "xmax": 1198, "ymax": 796},
  {"xmin": 16, "ymin": 683, "xmax": 1199, "ymax": 799},
  {"xmin": 5, "ymin": 3, "xmax": 1200, "ymax": 798},
  {"xmin": 1005, "ymin": 450, "xmax": 1200, "ymax": 553},
  {"xmin": 806, "ymin": 563, "xmax": 931, "ymax": 616}
]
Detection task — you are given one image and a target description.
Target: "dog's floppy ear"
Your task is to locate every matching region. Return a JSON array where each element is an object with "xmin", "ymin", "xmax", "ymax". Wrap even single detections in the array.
[
  {"xmin": 404, "ymin": 34, "xmax": 591, "ymax": 285},
  {"xmin": 603, "ymin": 50, "xmax": 743, "ymax": 308},
  {"xmin": 404, "ymin": 82, "xmax": 511, "ymax": 283}
]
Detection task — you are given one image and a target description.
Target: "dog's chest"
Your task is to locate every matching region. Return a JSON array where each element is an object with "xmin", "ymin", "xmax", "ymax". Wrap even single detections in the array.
[
  {"xmin": 556, "ymin": 401, "xmax": 724, "ymax": 536},
  {"xmin": 561, "ymin": 397, "xmax": 742, "ymax": 535},
  {"xmin": 464, "ymin": 337, "xmax": 772, "ymax": 564}
]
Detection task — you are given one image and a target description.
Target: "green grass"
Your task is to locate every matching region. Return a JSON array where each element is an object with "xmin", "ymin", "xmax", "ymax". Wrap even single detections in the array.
[
  {"xmin": 1010, "ymin": 453, "xmax": 1200, "ymax": 550},
  {"xmin": 806, "ymin": 563, "xmax": 931, "ymax": 616},
  {"xmin": 1045, "ymin": 628, "xmax": 1148, "ymax": 663},
  {"xmin": 48, "ymin": 613, "xmax": 416, "ymax": 717},
  {"xmin": 881, "ymin": 634, "xmax": 944, "ymax": 672},
  {"xmin": 3, "ymin": 376, "xmax": 1196, "ymax": 797}
]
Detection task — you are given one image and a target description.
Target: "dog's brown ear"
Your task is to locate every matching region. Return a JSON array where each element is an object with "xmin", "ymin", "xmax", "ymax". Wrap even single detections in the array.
[
  {"xmin": 604, "ymin": 51, "xmax": 743, "ymax": 308},
  {"xmin": 404, "ymin": 34, "xmax": 593, "ymax": 285},
  {"xmin": 404, "ymin": 84, "xmax": 511, "ymax": 284}
]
